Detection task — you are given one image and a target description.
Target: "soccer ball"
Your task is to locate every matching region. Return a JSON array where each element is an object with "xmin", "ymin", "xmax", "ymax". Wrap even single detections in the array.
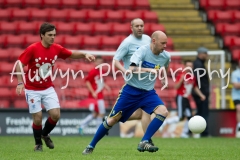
[{"xmin": 188, "ymin": 116, "xmax": 207, "ymax": 134}]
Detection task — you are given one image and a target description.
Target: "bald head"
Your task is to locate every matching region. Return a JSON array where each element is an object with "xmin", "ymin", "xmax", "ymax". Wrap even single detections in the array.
[
  {"xmin": 150, "ymin": 31, "xmax": 167, "ymax": 54},
  {"xmin": 151, "ymin": 31, "xmax": 167, "ymax": 40},
  {"xmin": 131, "ymin": 18, "xmax": 144, "ymax": 38},
  {"xmin": 131, "ymin": 18, "xmax": 144, "ymax": 26}
]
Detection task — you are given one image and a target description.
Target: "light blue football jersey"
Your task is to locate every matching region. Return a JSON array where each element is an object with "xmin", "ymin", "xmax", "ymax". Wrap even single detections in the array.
[
  {"xmin": 113, "ymin": 34, "xmax": 151, "ymax": 69},
  {"xmin": 231, "ymin": 68, "xmax": 240, "ymax": 100},
  {"xmin": 128, "ymin": 44, "xmax": 171, "ymax": 91}
]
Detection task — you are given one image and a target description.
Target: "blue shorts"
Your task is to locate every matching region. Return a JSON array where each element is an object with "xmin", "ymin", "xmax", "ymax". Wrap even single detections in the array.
[{"xmin": 109, "ymin": 84, "xmax": 164, "ymax": 122}]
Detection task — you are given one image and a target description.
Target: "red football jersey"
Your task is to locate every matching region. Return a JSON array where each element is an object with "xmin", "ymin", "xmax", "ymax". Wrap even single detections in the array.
[
  {"xmin": 18, "ymin": 42, "xmax": 72, "ymax": 90},
  {"xmin": 85, "ymin": 68, "xmax": 104, "ymax": 99},
  {"xmin": 176, "ymin": 72, "xmax": 197, "ymax": 98}
]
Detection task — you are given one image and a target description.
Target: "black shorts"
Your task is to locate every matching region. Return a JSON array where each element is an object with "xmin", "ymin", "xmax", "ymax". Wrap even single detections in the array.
[
  {"xmin": 234, "ymin": 100, "xmax": 240, "ymax": 106},
  {"xmin": 176, "ymin": 95, "xmax": 192, "ymax": 120}
]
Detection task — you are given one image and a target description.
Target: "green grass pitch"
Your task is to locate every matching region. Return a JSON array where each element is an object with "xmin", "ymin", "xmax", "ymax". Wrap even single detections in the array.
[{"xmin": 0, "ymin": 136, "xmax": 239, "ymax": 160}]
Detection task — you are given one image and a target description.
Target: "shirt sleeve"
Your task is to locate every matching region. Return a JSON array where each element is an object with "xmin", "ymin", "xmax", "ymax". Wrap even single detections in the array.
[
  {"xmin": 85, "ymin": 69, "xmax": 96, "ymax": 82},
  {"xmin": 113, "ymin": 39, "xmax": 129, "ymax": 61},
  {"xmin": 57, "ymin": 44, "xmax": 72, "ymax": 60},
  {"xmin": 18, "ymin": 46, "xmax": 33, "ymax": 66},
  {"xmin": 130, "ymin": 46, "xmax": 145, "ymax": 66},
  {"xmin": 231, "ymin": 71, "xmax": 238, "ymax": 83}
]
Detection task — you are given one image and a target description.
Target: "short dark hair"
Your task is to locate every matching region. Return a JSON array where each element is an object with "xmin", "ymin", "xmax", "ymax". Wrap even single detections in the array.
[
  {"xmin": 184, "ymin": 59, "xmax": 192, "ymax": 65},
  {"xmin": 39, "ymin": 22, "xmax": 56, "ymax": 39}
]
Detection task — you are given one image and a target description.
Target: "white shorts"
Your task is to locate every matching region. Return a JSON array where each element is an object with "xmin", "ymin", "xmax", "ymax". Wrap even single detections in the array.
[
  {"xmin": 89, "ymin": 99, "xmax": 106, "ymax": 114},
  {"xmin": 25, "ymin": 87, "xmax": 60, "ymax": 114}
]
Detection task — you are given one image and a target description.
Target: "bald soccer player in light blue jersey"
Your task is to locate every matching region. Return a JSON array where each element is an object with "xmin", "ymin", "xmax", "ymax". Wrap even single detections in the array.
[
  {"xmin": 112, "ymin": 18, "xmax": 154, "ymax": 144},
  {"xmin": 82, "ymin": 31, "xmax": 170, "ymax": 155}
]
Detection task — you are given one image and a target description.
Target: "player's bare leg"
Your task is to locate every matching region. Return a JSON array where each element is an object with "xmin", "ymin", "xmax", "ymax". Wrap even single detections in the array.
[
  {"xmin": 42, "ymin": 108, "xmax": 60, "ymax": 149},
  {"xmin": 83, "ymin": 113, "xmax": 122, "ymax": 155},
  {"xmin": 32, "ymin": 111, "xmax": 43, "ymax": 151},
  {"xmin": 236, "ymin": 104, "xmax": 240, "ymax": 138}
]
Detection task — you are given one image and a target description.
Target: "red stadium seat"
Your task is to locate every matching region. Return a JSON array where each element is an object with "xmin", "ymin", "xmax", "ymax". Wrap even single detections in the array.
[
  {"xmin": 54, "ymin": 21, "xmax": 75, "ymax": 35},
  {"xmin": 28, "ymin": 8, "xmax": 50, "ymax": 21},
  {"xmin": 100, "ymin": 35, "xmax": 122, "ymax": 50},
  {"xmin": 22, "ymin": 0, "xmax": 43, "ymax": 8},
  {"xmin": 224, "ymin": 0, "xmax": 240, "ymax": 10},
  {"xmin": 0, "ymin": 100, "xmax": 10, "ymax": 108},
  {"xmin": 0, "ymin": 21, "xmax": 18, "ymax": 34},
  {"xmin": 115, "ymin": 0, "xmax": 134, "ymax": 10},
  {"xmin": 149, "ymin": 23, "xmax": 166, "ymax": 35},
  {"xmin": 92, "ymin": 22, "xmax": 112, "ymax": 36},
  {"xmin": 207, "ymin": 10, "xmax": 233, "ymax": 23},
  {"xmin": 111, "ymin": 22, "xmax": 131, "ymax": 35},
  {"xmin": 10, "ymin": 8, "xmax": 30, "ymax": 21},
  {"xmin": 216, "ymin": 23, "xmax": 240, "ymax": 36},
  {"xmin": 3, "ymin": 34, "xmax": 25, "ymax": 48},
  {"xmin": 24, "ymin": 35, "xmax": 40, "ymax": 48},
  {"xmin": 61, "ymin": 0, "xmax": 80, "ymax": 9},
  {"xmin": 62, "ymin": 35, "xmax": 82, "ymax": 49},
  {"xmin": 74, "ymin": 22, "xmax": 93, "ymax": 35},
  {"xmin": 42, "ymin": 0, "xmax": 61, "ymax": 8},
  {"xmin": 0, "ymin": 35, "xmax": 5, "ymax": 48},
  {"xmin": 0, "ymin": 9, "xmax": 11, "ymax": 21},
  {"xmin": 54, "ymin": 35, "xmax": 65, "ymax": 46},
  {"xmin": 13, "ymin": 100, "xmax": 28, "ymax": 108},
  {"xmin": 142, "ymin": 11, "xmax": 158, "ymax": 23},
  {"xmin": 86, "ymin": 9, "xmax": 105, "ymax": 23},
  {"xmin": 105, "ymin": 10, "xmax": 124, "ymax": 23},
  {"xmin": 16, "ymin": 21, "xmax": 39, "ymax": 35},
  {"xmin": 0, "ymin": 88, "xmax": 12, "ymax": 99},
  {"xmin": 0, "ymin": 48, "xmax": 11, "ymax": 60},
  {"xmin": 67, "ymin": 9, "xmax": 87, "ymax": 22},
  {"xmin": 133, "ymin": 0, "xmax": 150, "ymax": 10},
  {"xmin": 224, "ymin": 36, "xmax": 240, "ymax": 48},
  {"xmin": 0, "ymin": 62, "xmax": 15, "ymax": 74},
  {"xmin": 9, "ymin": 48, "xmax": 24, "ymax": 61},
  {"xmin": 97, "ymin": 0, "xmax": 115, "ymax": 9},
  {"xmin": 232, "ymin": 10, "xmax": 240, "ymax": 23},
  {"xmin": 200, "ymin": 0, "xmax": 224, "ymax": 10},
  {"xmin": 79, "ymin": 0, "xmax": 97, "ymax": 9},
  {"xmin": 2, "ymin": 0, "xmax": 22, "ymax": 8},
  {"xmin": 48, "ymin": 9, "xmax": 69, "ymax": 21},
  {"xmin": 61, "ymin": 100, "xmax": 81, "ymax": 108},
  {"xmin": 231, "ymin": 49, "xmax": 240, "ymax": 61},
  {"xmin": 81, "ymin": 35, "xmax": 101, "ymax": 49},
  {"xmin": 123, "ymin": 10, "xmax": 142, "ymax": 23}
]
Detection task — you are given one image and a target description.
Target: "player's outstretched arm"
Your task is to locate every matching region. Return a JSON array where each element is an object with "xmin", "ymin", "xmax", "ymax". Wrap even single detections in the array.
[
  {"xmin": 16, "ymin": 62, "xmax": 25, "ymax": 95},
  {"xmin": 70, "ymin": 51, "xmax": 95, "ymax": 62}
]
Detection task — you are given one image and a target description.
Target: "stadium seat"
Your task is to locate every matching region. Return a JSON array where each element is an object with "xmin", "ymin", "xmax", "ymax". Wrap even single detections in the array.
[
  {"xmin": 62, "ymin": 35, "xmax": 82, "ymax": 49},
  {"xmin": 0, "ymin": 62, "xmax": 15, "ymax": 74},
  {"xmin": 42, "ymin": 0, "xmax": 61, "ymax": 8},
  {"xmin": 61, "ymin": 0, "xmax": 80, "ymax": 9},
  {"xmin": 231, "ymin": 49, "xmax": 240, "ymax": 61},
  {"xmin": 86, "ymin": 9, "xmax": 105, "ymax": 23},
  {"xmin": 111, "ymin": 22, "xmax": 131, "ymax": 35},
  {"xmin": 22, "ymin": 0, "xmax": 43, "ymax": 8},
  {"xmin": 0, "ymin": 88, "xmax": 12, "ymax": 99},
  {"xmin": 232, "ymin": 10, "xmax": 240, "ymax": 23},
  {"xmin": 92, "ymin": 22, "xmax": 112, "ymax": 36},
  {"xmin": 9, "ymin": 48, "xmax": 24, "ymax": 61},
  {"xmin": 74, "ymin": 22, "xmax": 93, "ymax": 35},
  {"xmin": 97, "ymin": 0, "xmax": 115, "ymax": 9},
  {"xmin": 216, "ymin": 23, "xmax": 240, "ymax": 36},
  {"xmin": 16, "ymin": 21, "xmax": 39, "ymax": 35},
  {"xmin": 207, "ymin": 10, "xmax": 233, "ymax": 23},
  {"xmin": 224, "ymin": 36, "xmax": 240, "ymax": 48},
  {"xmin": 133, "ymin": 0, "xmax": 150, "ymax": 10},
  {"xmin": 123, "ymin": 10, "xmax": 143, "ymax": 23},
  {"xmin": 54, "ymin": 35, "xmax": 65, "ymax": 46},
  {"xmin": 81, "ymin": 35, "xmax": 101, "ymax": 49},
  {"xmin": 48, "ymin": 9, "xmax": 69, "ymax": 21},
  {"xmin": 67, "ymin": 9, "xmax": 87, "ymax": 22},
  {"xmin": 2, "ymin": 0, "xmax": 22, "ymax": 8},
  {"xmin": 28, "ymin": 8, "xmax": 50, "ymax": 21},
  {"xmin": 13, "ymin": 100, "xmax": 28, "ymax": 108},
  {"xmin": 54, "ymin": 21, "xmax": 75, "ymax": 35},
  {"xmin": 3, "ymin": 34, "xmax": 25, "ymax": 48},
  {"xmin": 0, "ymin": 48, "xmax": 11, "ymax": 60},
  {"xmin": 149, "ymin": 23, "xmax": 166, "ymax": 35},
  {"xmin": 79, "ymin": 0, "xmax": 97, "ymax": 9},
  {"xmin": 0, "ymin": 21, "xmax": 17, "ymax": 34},
  {"xmin": 100, "ymin": 35, "xmax": 122, "ymax": 50},
  {"xmin": 105, "ymin": 10, "xmax": 124, "ymax": 23},
  {"xmin": 10, "ymin": 8, "xmax": 30, "ymax": 21},
  {"xmin": 61, "ymin": 100, "xmax": 81, "ymax": 108},
  {"xmin": 199, "ymin": 0, "xmax": 224, "ymax": 10},
  {"xmin": 0, "ymin": 9, "xmax": 11, "ymax": 21},
  {"xmin": 224, "ymin": 0, "xmax": 240, "ymax": 10},
  {"xmin": 142, "ymin": 11, "xmax": 158, "ymax": 23},
  {"xmin": 24, "ymin": 35, "xmax": 41, "ymax": 48},
  {"xmin": 115, "ymin": 0, "xmax": 134, "ymax": 10},
  {"xmin": 0, "ymin": 100, "xmax": 10, "ymax": 108}
]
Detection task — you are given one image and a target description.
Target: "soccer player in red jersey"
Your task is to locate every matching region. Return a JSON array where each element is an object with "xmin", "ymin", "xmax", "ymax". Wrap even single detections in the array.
[
  {"xmin": 175, "ymin": 60, "xmax": 205, "ymax": 138},
  {"xmin": 78, "ymin": 56, "xmax": 111, "ymax": 135},
  {"xmin": 15, "ymin": 22, "xmax": 95, "ymax": 151}
]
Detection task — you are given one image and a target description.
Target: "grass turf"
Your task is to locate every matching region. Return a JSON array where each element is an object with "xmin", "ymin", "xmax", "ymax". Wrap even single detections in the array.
[{"xmin": 0, "ymin": 136, "xmax": 239, "ymax": 160}]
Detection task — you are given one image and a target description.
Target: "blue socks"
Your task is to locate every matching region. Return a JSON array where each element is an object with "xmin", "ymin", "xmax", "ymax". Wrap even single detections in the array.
[
  {"xmin": 141, "ymin": 114, "xmax": 166, "ymax": 142},
  {"xmin": 89, "ymin": 121, "xmax": 112, "ymax": 148}
]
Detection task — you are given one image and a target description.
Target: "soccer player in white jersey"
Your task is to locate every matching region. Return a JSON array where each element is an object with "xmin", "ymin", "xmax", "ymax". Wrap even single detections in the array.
[
  {"xmin": 82, "ymin": 31, "xmax": 170, "ymax": 154},
  {"xmin": 15, "ymin": 22, "xmax": 95, "ymax": 151},
  {"xmin": 106, "ymin": 18, "xmax": 154, "ymax": 143}
]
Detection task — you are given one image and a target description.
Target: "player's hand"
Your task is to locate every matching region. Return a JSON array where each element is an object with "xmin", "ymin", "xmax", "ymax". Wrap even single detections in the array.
[
  {"xmin": 85, "ymin": 53, "xmax": 95, "ymax": 62},
  {"xmin": 16, "ymin": 83, "xmax": 24, "ymax": 95},
  {"xmin": 200, "ymin": 95, "xmax": 206, "ymax": 101},
  {"xmin": 92, "ymin": 92, "xmax": 97, "ymax": 99}
]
